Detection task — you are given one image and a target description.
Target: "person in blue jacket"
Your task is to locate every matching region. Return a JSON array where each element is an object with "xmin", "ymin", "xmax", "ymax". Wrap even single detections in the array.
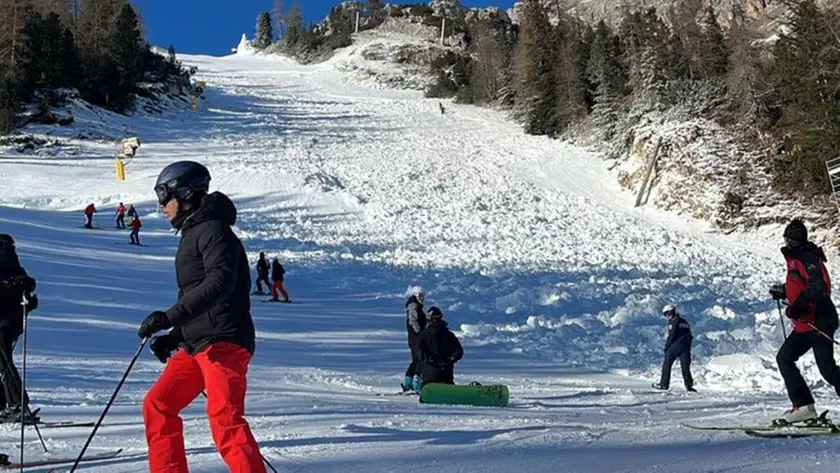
[{"xmin": 652, "ymin": 304, "xmax": 696, "ymax": 392}]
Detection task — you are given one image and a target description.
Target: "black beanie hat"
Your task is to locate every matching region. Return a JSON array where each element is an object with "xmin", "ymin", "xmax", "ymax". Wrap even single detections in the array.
[{"xmin": 783, "ymin": 218, "xmax": 808, "ymax": 245}]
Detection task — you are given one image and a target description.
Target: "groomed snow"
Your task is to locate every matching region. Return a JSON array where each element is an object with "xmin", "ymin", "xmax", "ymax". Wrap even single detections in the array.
[{"xmin": 1, "ymin": 38, "xmax": 840, "ymax": 471}]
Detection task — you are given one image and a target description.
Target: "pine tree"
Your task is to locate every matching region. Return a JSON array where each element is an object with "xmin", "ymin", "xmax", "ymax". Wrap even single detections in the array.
[
  {"xmin": 587, "ymin": 20, "xmax": 625, "ymax": 139},
  {"xmin": 699, "ymin": 6, "xmax": 728, "ymax": 80},
  {"xmin": 620, "ymin": 8, "xmax": 670, "ymax": 110},
  {"xmin": 0, "ymin": 78, "xmax": 17, "ymax": 133},
  {"xmin": 725, "ymin": 4, "xmax": 770, "ymax": 121},
  {"xmin": 284, "ymin": 2, "xmax": 303, "ymax": 50},
  {"xmin": 255, "ymin": 11, "xmax": 273, "ymax": 49},
  {"xmin": 513, "ymin": 0, "xmax": 556, "ymax": 136},
  {"xmin": 272, "ymin": 0, "xmax": 285, "ymax": 39},
  {"xmin": 167, "ymin": 44, "xmax": 176, "ymax": 63},
  {"xmin": 553, "ymin": 14, "xmax": 589, "ymax": 132},
  {"xmin": 106, "ymin": 2, "xmax": 143, "ymax": 110},
  {"xmin": 773, "ymin": 0, "xmax": 840, "ymax": 191},
  {"xmin": 59, "ymin": 26, "xmax": 79, "ymax": 87}
]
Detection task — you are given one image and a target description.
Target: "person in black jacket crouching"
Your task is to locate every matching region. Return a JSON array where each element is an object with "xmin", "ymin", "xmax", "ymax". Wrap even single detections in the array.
[
  {"xmin": 652, "ymin": 304, "xmax": 696, "ymax": 392},
  {"xmin": 138, "ymin": 161, "xmax": 266, "ymax": 473},
  {"xmin": 416, "ymin": 306, "xmax": 463, "ymax": 390}
]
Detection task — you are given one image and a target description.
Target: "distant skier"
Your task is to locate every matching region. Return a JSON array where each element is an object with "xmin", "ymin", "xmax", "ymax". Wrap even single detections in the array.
[
  {"xmin": 83, "ymin": 203, "xmax": 96, "ymax": 229},
  {"xmin": 416, "ymin": 306, "xmax": 463, "ymax": 389},
  {"xmin": 771, "ymin": 218, "xmax": 840, "ymax": 425},
  {"xmin": 129, "ymin": 215, "xmax": 142, "ymax": 245},
  {"xmin": 403, "ymin": 286, "xmax": 427, "ymax": 392},
  {"xmin": 127, "ymin": 204, "xmax": 137, "ymax": 226},
  {"xmin": 652, "ymin": 304, "xmax": 696, "ymax": 392},
  {"xmin": 115, "ymin": 202, "xmax": 127, "ymax": 229},
  {"xmin": 270, "ymin": 258, "xmax": 290, "ymax": 302},
  {"xmin": 138, "ymin": 161, "xmax": 266, "ymax": 473},
  {"xmin": 0, "ymin": 234, "xmax": 39, "ymax": 423},
  {"xmin": 254, "ymin": 252, "xmax": 270, "ymax": 295}
]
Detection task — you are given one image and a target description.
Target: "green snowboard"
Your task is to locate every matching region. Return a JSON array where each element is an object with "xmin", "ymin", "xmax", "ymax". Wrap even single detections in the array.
[{"xmin": 419, "ymin": 383, "xmax": 509, "ymax": 407}]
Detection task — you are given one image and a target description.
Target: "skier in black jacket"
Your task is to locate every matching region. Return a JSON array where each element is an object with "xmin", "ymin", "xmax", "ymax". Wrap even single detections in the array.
[
  {"xmin": 0, "ymin": 234, "xmax": 39, "ymax": 423},
  {"xmin": 254, "ymin": 252, "xmax": 270, "ymax": 295},
  {"xmin": 416, "ymin": 306, "xmax": 463, "ymax": 388},
  {"xmin": 138, "ymin": 161, "xmax": 266, "ymax": 473},
  {"xmin": 403, "ymin": 286, "xmax": 426, "ymax": 392},
  {"xmin": 653, "ymin": 304, "xmax": 696, "ymax": 392}
]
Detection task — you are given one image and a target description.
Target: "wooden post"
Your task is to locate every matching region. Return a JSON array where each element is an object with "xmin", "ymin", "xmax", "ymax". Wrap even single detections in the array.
[
  {"xmin": 355, "ymin": 11, "xmax": 360, "ymax": 33},
  {"xmin": 440, "ymin": 18, "xmax": 446, "ymax": 45},
  {"xmin": 635, "ymin": 136, "xmax": 663, "ymax": 207}
]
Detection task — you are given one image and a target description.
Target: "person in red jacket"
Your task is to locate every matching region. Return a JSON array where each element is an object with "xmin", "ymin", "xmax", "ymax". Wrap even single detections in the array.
[
  {"xmin": 83, "ymin": 203, "xmax": 96, "ymax": 229},
  {"xmin": 772, "ymin": 218, "xmax": 840, "ymax": 425},
  {"xmin": 116, "ymin": 202, "xmax": 127, "ymax": 229},
  {"xmin": 129, "ymin": 215, "xmax": 142, "ymax": 245}
]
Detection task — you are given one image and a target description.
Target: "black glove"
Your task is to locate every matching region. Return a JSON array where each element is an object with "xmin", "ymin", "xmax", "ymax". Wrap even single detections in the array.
[
  {"xmin": 1, "ymin": 275, "xmax": 36, "ymax": 292},
  {"xmin": 769, "ymin": 283, "xmax": 786, "ymax": 301},
  {"xmin": 137, "ymin": 311, "xmax": 172, "ymax": 339},
  {"xmin": 784, "ymin": 305, "xmax": 799, "ymax": 320},
  {"xmin": 149, "ymin": 333, "xmax": 181, "ymax": 363},
  {"xmin": 24, "ymin": 293, "xmax": 38, "ymax": 313}
]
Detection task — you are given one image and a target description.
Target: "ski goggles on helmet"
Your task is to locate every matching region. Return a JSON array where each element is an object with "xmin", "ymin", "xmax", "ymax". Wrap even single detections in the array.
[{"xmin": 154, "ymin": 179, "xmax": 180, "ymax": 206}]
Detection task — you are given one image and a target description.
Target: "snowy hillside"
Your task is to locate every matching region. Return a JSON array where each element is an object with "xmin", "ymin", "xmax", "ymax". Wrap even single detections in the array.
[{"xmin": 2, "ymin": 48, "xmax": 840, "ymax": 471}]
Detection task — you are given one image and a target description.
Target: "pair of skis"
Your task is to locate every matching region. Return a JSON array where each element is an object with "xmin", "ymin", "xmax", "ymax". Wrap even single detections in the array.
[
  {"xmin": 682, "ymin": 410, "xmax": 840, "ymax": 438},
  {"xmin": 0, "ymin": 448, "xmax": 122, "ymax": 470}
]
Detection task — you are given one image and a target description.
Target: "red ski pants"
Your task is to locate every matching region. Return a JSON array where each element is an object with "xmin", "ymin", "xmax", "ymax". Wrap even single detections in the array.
[
  {"xmin": 142, "ymin": 342, "xmax": 266, "ymax": 473},
  {"xmin": 271, "ymin": 281, "xmax": 289, "ymax": 302}
]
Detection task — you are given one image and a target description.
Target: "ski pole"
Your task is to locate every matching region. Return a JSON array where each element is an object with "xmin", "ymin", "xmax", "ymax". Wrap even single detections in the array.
[
  {"xmin": 69, "ymin": 337, "xmax": 148, "ymax": 473},
  {"xmin": 19, "ymin": 292, "xmax": 48, "ymax": 471},
  {"xmin": 775, "ymin": 300, "xmax": 788, "ymax": 339},
  {"xmin": 198, "ymin": 390, "xmax": 278, "ymax": 473},
  {"xmin": 806, "ymin": 322, "xmax": 840, "ymax": 346}
]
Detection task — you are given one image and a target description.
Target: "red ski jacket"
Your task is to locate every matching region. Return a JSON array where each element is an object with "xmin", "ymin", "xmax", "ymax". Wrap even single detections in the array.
[{"xmin": 784, "ymin": 243, "xmax": 833, "ymax": 333}]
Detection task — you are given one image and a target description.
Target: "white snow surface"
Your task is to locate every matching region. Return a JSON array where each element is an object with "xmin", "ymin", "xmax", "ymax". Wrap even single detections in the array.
[{"xmin": 2, "ymin": 46, "xmax": 840, "ymax": 471}]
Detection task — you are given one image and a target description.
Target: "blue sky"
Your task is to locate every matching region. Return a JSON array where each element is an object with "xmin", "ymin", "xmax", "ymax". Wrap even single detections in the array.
[{"xmin": 134, "ymin": 0, "xmax": 515, "ymax": 56}]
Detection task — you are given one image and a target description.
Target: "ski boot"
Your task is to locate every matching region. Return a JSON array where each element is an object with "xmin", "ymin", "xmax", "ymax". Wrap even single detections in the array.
[
  {"xmin": 773, "ymin": 403, "xmax": 818, "ymax": 426},
  {"xmin": 401, "ymin": 376, "xmax": 413, "ymax": 393},
  {"xmin": 651, "ymin": 383, "xmax": 667, "ymax": 390},
  {"xmin": 0, "ymin": 453, "xmax": 9, "ymax": 467},
  {"xmin": 0, "ymin": 406, "xmax": 40, "ymax": 425},
  {"xmin": 686, "ymin": 385, "xmax": 697, "ymax": 393},
  {"xmin": 411, "ymin": 375, "xmax": 423, "ymax": 393}
]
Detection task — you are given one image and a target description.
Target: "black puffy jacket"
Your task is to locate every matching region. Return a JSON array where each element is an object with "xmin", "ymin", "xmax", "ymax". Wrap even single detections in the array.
[
  {"xmin": 417, "ymin": 320, "xmax": 463, "ymax": 384},
  {"xmin": 271, "ymin": 261, "xmax": 285, "ymax": 282},
  {"xmin": 0, "ymin": 238, "xmax": 35, "ymax": 333},
  {"xmin": 164, "ymin": 192, "xmax": 256, "ymax": 355}
]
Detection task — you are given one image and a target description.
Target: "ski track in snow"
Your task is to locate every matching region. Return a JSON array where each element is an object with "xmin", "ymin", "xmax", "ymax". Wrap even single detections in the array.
[{"xmin": 1, "ymin": 46, "xmax": 840, "ymax": 471}]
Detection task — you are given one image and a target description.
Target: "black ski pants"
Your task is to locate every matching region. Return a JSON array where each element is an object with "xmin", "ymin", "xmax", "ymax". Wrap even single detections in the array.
[
  {"xmin": 0, "ymin": 329, "xmax": 28, "ymax": 409},
  {"xmin": 255, "ymin": 274, "xmax": 270, "ymax": 293},
  {"xmin": 659, "ymin": 339, "xmax": 693, "ymax": 389},
  {"xmin": 129, "ymin": 228, "xmax": 140, "ymax": 245},
  {"xmin": 405, "ymin": 334, "xmax": 421, "ymax": 378},
  {"xmin": 116, "ymin": 214, "xmax": 125, "ymax": 229},
  {"xmin": 777, "ymin": 321, "xmax": 840, "ymax": 407}
]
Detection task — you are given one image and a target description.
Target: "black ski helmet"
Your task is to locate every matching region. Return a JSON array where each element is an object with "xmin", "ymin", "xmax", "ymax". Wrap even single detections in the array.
[
  {"xmin": 154, "ymin": 161, "xmax": 211, "ymax": 206},
  {"xmin": 428, "ymin": 306, "xmax": 444, "ymax": 320}
]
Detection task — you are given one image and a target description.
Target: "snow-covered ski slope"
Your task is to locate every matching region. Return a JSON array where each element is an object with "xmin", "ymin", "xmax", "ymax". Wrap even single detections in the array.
[{"xmin": 3, "ymin": 40, "xmax": 840, "ymax": 471}]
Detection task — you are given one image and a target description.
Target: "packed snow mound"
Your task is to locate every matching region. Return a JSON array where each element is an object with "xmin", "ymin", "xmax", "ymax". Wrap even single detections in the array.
[{"xmin": 233, "ymin": 33, "xmax": 257, "ymax": 56}]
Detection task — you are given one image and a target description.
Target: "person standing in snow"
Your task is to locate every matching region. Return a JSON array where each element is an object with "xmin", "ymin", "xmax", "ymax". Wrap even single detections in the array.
[
  {"xmin": 770, "ymin": 218, "xmax": 840, "ymax": 425},
  {"xmin": 254, "ymin": 252, "xmax": 270, "ymax": 295},
  {"xmin": 0, "ymin": 234, "xmax": 39, "ymax": 423},
  {"xmin": 416, "ymin": 306, "xmax": 463, "ymax": 389},
  {"xmin": 127, "ymin": 204, "xmax": 138, "ymax": 226},
  {"xmin": 403, "ymin": 286, "xmax": 427, "ymax": 392},
  {"xmin": 83, "ymin": 203, "xmax": 96, "ymax": 229},
  {"xmin": 270, "ymin": 258, "xmax": 290, "ymax": 302},
  {"xmin": 137, "ymin": 161, "xmax": 266, "ymax": 473},
  {"xmin": 129, "ymin": 215, "xmax": 142, "ymax": 245},
  {"xmin": 115, "ymin": 202, "xmax": 127, "ymax": 229},
  {"xmin": 652, "ymin": 304, "xmax": 696, "ymax": 392}
]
